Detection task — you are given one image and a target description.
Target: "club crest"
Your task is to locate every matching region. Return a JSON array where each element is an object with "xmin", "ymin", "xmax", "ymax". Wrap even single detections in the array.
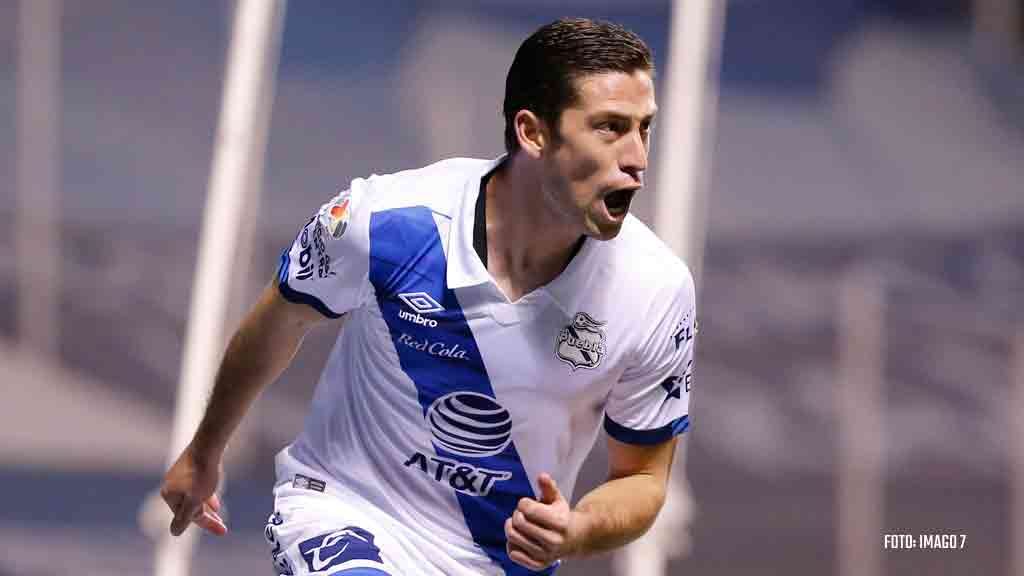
[{"xmin": 555, "ymin": 312, "xmax": 607, "ymax": 371}]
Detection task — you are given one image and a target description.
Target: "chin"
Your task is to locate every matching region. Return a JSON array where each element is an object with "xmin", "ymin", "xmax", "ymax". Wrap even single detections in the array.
[{"xmin": 585, "ymin": 220, "xmax": 625, "ymax": 241}]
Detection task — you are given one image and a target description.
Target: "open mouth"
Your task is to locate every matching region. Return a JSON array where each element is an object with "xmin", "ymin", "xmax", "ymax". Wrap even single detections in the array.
[{"xmin": 603, "ymin": 188, "xmax": 637, "ymax": 218}]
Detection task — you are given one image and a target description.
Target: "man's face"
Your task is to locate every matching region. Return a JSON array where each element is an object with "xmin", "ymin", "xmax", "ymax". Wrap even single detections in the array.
[{"xmin": 540, "ymin": 69, "xmax": 656, "ymax": 240}]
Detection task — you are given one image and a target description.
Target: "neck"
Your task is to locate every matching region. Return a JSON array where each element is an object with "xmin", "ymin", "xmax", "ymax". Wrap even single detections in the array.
[{"xmin": 484, "ymin": 154, "xmax": 583, "ymax": 300}]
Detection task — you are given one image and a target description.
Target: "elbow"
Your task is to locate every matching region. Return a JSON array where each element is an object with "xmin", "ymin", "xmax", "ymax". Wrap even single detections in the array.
[
  {"xmin": 627, "ymin": 472, "xmax": 670, "ymax": 534},
  {"xmin": 642, "ymin": 484, "xmax": 668, "ymax": 532}
]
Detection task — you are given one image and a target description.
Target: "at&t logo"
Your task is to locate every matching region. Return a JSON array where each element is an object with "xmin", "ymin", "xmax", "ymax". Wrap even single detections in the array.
[
  {"xmin": 402, "ymin": 392, "xmax": 515, "ymax": 497},
  {"xmin": 427, "ymin": 392, "xmax": 512, "ymax": 457}
]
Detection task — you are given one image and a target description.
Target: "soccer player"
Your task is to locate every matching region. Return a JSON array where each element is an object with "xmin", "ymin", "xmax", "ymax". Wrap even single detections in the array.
[{"xmin": 160, "ymin": 17, "xmax": 697, "ymax": 576}]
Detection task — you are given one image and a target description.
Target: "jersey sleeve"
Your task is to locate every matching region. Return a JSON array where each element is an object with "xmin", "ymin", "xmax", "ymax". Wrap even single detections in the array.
[
  {"xmin": 604, "ymin": 271, "xmax": 696, "ymax": 445},
  {"xmin": 276, "ymin": 178, "xmax": 373, "ymax": 318}
]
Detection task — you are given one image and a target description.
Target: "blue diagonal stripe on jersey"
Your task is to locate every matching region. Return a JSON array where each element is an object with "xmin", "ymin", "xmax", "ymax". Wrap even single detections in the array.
[{"xmin": 368, "ymin": 207, "xmax": 555, "ymax": 576}]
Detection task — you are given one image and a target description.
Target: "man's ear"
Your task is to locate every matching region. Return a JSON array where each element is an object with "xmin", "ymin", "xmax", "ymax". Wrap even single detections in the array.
[{"xmin": 514, "ymin": 110, "xmax": 548, "ymax": 158}]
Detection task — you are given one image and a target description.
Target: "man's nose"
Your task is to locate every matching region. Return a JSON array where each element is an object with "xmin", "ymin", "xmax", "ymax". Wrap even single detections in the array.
[{"xmin": 620, "ymin": 129, "xmax": 648, "ymax": 182}]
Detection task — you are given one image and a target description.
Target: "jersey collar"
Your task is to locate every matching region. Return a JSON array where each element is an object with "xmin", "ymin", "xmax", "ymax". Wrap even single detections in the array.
[
  {"xmin": 446, "ymin": 156, "xmax": 506, "ymax": 290},
  {"xmin": 446, "ymin": 154, "xmax": 603, "ymax": 318}
]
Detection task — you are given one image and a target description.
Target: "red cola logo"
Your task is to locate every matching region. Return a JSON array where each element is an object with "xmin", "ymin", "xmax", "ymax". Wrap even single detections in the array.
[{"xmin": 397, "ymin": 333, "xmax": 468, "ymax": 360}]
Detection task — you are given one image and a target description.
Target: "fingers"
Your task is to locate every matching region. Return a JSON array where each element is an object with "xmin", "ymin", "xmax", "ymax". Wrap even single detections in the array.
[
  {"xmin": 511, "ymin": 509, "xmax": 562, "ymax": 549},
  {"xmin": 516, "ymin": 497, "xmax": 566, "ymax": 532},
  {"xmin": 160, "ymin": 447, "xmax": 226, "ymax": 537},
  {"xmin": 508, "ymin": 541, "xmax": 551, "ymax": 571},
  {"xmin": 506, "ymin": 519, "xmax": 554, "ymax": 571},
  {"xmin": 169, "ymin": 495, "xmax": 197, "ymax": 536},
  {"xmin": 505, "ymin": 505, "xmax": 566, "ymax": 570},
  {"xmin": 537, "ymin": 473, "xmax": 563, "ymax": 505},
  {"xmin": 194, "ymin": 500, "xmax": 228, "ymax": 536},
  {"xmin": 160, "ymin": 483, "xmax": 190, "ymax": 536},
  {"xmin": 505, "ymin": 516, "xmax": 548, "ymax": 559},
  {"xmin": 164, "ymin": 493, "xmax": 227, "ymax": 537},
  {"xmin": 505, "ymin": 475, "xmax": 576, "ymax": 569},
  {"xmin": 159, "ymin": 486, "xmax": 182, "ymax": 518}
]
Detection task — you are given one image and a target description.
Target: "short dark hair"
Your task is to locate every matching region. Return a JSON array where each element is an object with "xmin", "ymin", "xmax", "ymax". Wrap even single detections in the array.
[{"xmin": 502, "ymin": 18, "xmax": 654, "ymax": 155}]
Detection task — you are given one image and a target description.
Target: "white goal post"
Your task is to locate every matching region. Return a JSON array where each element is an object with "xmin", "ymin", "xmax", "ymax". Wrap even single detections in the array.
[
  {"xmin": 618, "ymin": 1, "xmax": 725, "ymax": 575},
  {"xmin": 149, "ymin": 1, "xmax": 286, "ymax": 575}
]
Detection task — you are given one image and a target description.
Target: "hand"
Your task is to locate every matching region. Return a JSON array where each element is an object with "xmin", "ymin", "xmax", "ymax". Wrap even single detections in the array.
[
  {"xmin": 505, "ymin": 473, "xmax": 578, "ymax": 570},
  {"xmin": 159, "ymin": 444, "xmax": 228, "ymax": 537}
]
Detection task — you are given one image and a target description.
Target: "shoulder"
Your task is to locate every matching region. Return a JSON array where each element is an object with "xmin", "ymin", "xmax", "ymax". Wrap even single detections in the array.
[
  {"xmin": 357, "ymin": 157, "xmax": 496, "ymax": 218},
  {"xmin": 595, "ymin": 216, "xmax": 695, "ymax": 307}
]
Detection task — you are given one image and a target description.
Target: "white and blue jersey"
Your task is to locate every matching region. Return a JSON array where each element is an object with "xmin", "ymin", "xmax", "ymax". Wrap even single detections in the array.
[{"xmin": 267, "ymin": 157, "xmax": 696, "ymax": 576}]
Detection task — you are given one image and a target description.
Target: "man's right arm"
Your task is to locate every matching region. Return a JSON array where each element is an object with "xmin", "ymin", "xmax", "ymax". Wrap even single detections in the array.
[{"xmin": 160, "ymin": 277, "xmax": 331, "ymax": 536}]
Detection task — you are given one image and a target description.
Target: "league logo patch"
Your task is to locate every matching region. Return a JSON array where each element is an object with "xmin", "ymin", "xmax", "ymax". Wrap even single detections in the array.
[
  {"xmin": 298, "ymin": 526, "xmax": 383, "ymax": 572},
  {"xmin": 318, "ymin": 192, "xmax": 352, "ymax": 239},
  {"xmin": 556, "ymin": 312, "xmax": 607, "ymax": 371}
]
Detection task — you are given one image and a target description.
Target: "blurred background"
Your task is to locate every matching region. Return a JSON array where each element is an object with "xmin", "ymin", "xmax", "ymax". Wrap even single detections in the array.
[{"xmin": 1, "ymin": 0, "xmax": 1023, "ymax": 575}]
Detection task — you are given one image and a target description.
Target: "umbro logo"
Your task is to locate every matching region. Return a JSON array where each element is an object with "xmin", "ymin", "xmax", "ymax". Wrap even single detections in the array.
[
  {"xmin": 398, "ymin": 292, "xmax": 444, "ymax": 314},
  {"xmin": 397, "ymin": 292, "xmax": 444, "ymax": 328}
]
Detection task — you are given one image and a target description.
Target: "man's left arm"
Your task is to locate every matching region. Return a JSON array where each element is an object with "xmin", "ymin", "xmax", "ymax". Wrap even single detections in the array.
[
  {"xmin": 505, "ymin": 268, "xmax": 696, "ymax": 570},
  {"xmin": 574, "ymin": 434, "xmax": 679, "ymax": 550},
  {"xmin": 507, "ymin": 435, "xmax": 680, "ymax": 568},
  {"xmin": 504, "ymin": 436, "xmax": 679, "ymax": 569}
]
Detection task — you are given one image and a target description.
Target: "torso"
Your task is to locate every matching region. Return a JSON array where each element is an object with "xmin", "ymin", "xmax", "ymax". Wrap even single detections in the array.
[{"xmin": 276, "ymin": 156, "xmax": 695, "ymax": 575}]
